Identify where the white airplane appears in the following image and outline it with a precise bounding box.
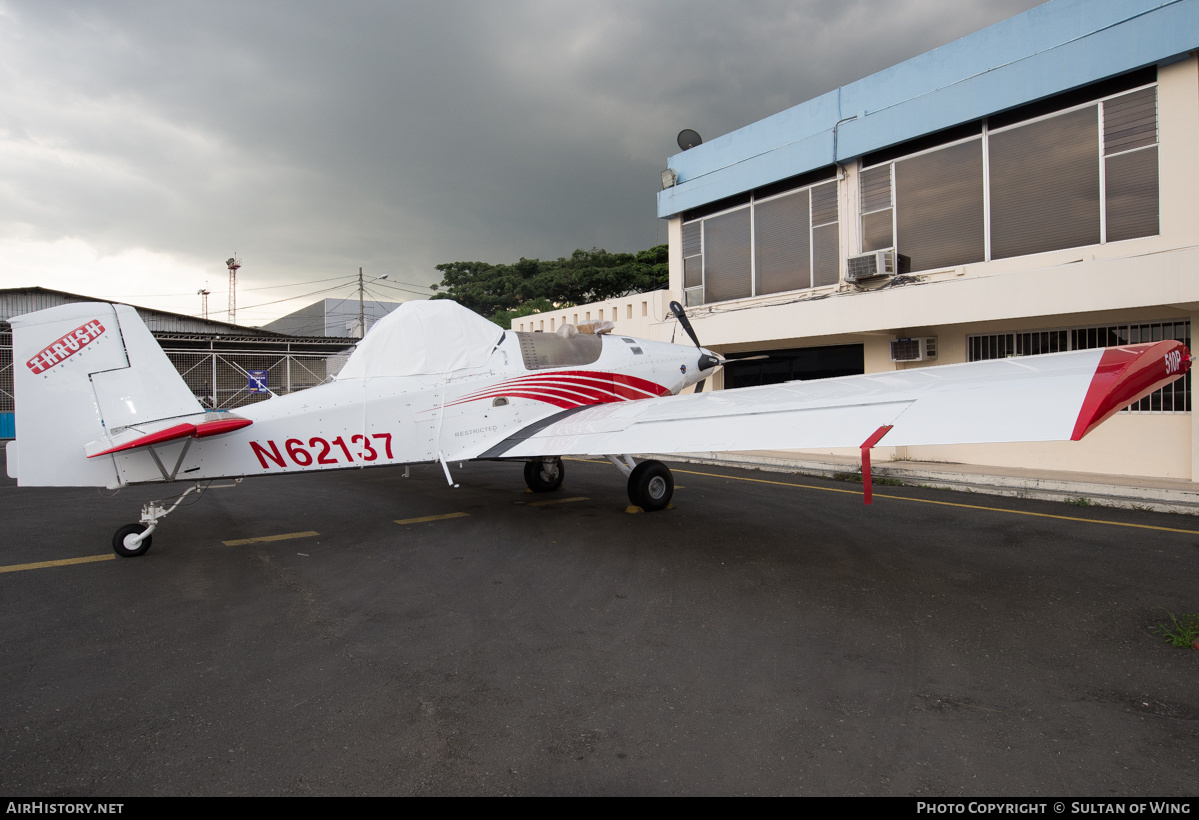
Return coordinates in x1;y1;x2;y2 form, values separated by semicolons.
5;298;1192;557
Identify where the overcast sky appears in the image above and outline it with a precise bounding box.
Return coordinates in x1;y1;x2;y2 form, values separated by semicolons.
0;0;1043;326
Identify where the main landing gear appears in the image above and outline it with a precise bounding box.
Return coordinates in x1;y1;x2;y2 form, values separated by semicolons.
625;460;674;511
524;455;675;511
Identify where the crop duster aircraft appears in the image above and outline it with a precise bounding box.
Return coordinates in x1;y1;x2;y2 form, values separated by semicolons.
5;298;1192;557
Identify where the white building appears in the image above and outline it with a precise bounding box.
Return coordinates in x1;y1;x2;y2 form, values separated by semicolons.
520;0;1199;481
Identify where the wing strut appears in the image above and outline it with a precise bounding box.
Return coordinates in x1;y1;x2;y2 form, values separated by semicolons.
860;425;894;505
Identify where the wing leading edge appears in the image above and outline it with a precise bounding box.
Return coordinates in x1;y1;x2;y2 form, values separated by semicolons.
478;341;1191;459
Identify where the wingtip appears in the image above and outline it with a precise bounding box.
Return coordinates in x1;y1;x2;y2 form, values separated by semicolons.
1070;341;1191;441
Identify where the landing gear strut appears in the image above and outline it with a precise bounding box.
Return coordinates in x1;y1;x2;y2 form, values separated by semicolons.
109;479;241;557
524;457;565;492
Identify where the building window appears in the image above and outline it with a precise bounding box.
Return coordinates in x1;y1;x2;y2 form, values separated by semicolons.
1104;86;1160;242
682;177;839;306
968;320;1189;412
860;81;1158;271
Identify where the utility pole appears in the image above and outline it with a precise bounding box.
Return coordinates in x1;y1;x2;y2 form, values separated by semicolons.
357;268;388;338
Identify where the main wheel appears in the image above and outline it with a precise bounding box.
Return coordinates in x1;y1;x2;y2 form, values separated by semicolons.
627;460;673;511
524;457;565;492
112;523;152;558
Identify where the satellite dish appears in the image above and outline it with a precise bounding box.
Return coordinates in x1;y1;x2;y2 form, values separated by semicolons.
677;129;702;151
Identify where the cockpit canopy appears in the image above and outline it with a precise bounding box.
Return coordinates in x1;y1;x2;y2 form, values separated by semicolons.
336;300;504;378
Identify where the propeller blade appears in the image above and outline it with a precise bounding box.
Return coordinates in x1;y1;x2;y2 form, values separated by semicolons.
722;354;769;363
694;378;706;393
669;301;702;349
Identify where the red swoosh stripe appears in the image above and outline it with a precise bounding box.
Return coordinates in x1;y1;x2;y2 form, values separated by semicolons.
444;370;670;410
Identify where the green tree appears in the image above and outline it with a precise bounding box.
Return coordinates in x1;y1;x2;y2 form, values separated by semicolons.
430;245;668;325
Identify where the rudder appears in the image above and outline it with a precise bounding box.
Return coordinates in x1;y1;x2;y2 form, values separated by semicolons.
8;302;203;487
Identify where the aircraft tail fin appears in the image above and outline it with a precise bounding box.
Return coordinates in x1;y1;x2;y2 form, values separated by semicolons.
7;302;204;487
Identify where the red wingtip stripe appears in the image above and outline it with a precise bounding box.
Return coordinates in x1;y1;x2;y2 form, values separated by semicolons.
1070;341;1191;441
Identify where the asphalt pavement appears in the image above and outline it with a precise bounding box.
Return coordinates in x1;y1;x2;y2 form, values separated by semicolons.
1;453;1196;796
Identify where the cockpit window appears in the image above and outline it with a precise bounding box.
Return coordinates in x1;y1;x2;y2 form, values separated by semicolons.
516;331;602;370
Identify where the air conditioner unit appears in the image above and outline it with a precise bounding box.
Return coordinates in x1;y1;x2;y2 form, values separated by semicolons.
890;337;938;363
846;249;911;283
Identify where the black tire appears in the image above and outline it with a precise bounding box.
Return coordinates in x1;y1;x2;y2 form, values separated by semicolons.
112;523;152;558
627;460;673;511
524;457;565;492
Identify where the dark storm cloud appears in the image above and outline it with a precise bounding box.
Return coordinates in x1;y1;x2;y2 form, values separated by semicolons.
0;0;1042;320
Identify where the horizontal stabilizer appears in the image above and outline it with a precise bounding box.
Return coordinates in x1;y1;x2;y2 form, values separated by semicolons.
86;413;254;458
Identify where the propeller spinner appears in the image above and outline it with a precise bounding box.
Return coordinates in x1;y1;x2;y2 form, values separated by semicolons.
669;301;769;392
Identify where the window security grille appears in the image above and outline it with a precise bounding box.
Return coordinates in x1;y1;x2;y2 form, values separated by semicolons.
967;321;1189;412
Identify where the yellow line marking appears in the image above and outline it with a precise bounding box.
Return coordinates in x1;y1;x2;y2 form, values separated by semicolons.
222;530;320;546
0;554;116;574
395;512;470;525
528;496;589;507
670;468;1199;536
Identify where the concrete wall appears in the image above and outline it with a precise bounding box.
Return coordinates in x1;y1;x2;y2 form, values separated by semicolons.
512;291;675;340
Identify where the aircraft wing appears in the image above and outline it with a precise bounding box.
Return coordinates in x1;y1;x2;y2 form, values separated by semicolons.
478;341;1190;458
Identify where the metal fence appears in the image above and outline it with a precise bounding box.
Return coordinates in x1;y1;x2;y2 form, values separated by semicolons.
163;348;350;410
0;330;11;433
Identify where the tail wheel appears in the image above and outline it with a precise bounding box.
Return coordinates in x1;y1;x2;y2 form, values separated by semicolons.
524;457;565;492
112;523;152;558
627;460;673;511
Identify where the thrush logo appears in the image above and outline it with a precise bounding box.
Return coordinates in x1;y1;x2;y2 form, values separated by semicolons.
26;321;106;374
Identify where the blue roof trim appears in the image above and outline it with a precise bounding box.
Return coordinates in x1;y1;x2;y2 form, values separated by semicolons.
658;0;1198;219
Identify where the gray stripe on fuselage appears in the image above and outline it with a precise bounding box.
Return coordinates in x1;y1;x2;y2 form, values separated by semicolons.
477;406;592;459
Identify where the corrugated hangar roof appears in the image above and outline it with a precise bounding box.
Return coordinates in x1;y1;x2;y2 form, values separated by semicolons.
0;287;355;352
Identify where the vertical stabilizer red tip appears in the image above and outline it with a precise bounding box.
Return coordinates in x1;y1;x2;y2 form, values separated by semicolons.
1071;341;1192;441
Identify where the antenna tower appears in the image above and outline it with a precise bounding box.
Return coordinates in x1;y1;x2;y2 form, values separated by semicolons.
225;256;241;324
197;288;211;320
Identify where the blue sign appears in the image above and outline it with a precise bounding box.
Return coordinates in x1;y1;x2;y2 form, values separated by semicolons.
248;370;269;394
